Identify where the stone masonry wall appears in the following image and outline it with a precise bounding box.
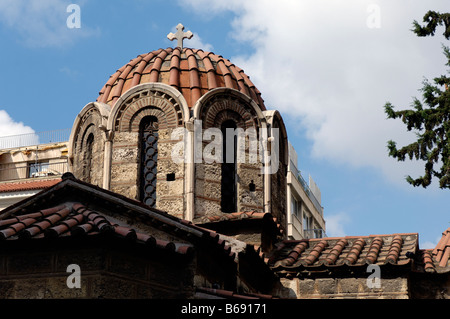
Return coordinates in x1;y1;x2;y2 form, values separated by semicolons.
274;276;410;299
110;128;185;219
0;244;195;299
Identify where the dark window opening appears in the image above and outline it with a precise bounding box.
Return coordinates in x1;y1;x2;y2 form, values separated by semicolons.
84;133;94;183
139;116;159;208
221;120;237;213
249;180;256;192
166;173;175;181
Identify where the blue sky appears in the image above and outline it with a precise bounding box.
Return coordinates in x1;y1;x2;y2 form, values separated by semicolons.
0;0;448;248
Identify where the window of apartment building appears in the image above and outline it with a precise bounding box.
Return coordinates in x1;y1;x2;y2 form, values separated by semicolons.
303;212;312;233
28;161;49;178
314;228;324;238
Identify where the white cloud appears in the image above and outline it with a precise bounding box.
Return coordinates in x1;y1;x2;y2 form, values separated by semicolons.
324;212;350;237
420;241;437;250
186;32;214;52
0;0;99;48
0;110;34;137
0;110;35;148
183;0;449;187
420;234;443;249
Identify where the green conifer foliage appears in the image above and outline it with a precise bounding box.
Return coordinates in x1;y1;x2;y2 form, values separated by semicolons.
384;11;450;189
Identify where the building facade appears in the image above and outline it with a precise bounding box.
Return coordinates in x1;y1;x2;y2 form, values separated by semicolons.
0;130;70;210
286;142;325;240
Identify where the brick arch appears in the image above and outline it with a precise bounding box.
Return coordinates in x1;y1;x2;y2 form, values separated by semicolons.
129;107;168;132
213;109;246;130
200;95;259;131
80;123;96;151
114;89;182;132
71;107;105;184
73;107;102;155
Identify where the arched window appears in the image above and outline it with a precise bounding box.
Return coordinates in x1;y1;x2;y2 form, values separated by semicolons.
83;133;94;183
139;116;159;207
221;120;237;213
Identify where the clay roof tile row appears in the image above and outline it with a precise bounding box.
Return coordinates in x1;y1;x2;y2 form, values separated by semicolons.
270;234;419;273
430;227;450;269
0;179;61;193
0;202;197;258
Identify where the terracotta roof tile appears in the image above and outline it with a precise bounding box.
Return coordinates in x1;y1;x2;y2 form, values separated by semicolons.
0;179;61;193
386;235;403;264
96;48;265;109
344;238;365;265
420;227;450;272
422;250;436;273
270;233;419;273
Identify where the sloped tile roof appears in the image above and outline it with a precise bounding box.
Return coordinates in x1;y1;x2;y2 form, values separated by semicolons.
433;227;450;268
0;175;236;261
0;178;61;193
269;234;419;274
96;47;265;109
417;227;450;273
0;202;195;256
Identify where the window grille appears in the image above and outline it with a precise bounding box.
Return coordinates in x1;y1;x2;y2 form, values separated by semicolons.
139;117;159;207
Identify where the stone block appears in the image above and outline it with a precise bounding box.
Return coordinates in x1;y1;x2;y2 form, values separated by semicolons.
90;275;137;299
298;278;316;296
108;253;147;280
45;276;88;299
338;278;361;294
7;253;53;275
0;281;15;298
13;278;47;298
56;249;105;272
316;278;337;295
114;132;138;144
112;147;138;163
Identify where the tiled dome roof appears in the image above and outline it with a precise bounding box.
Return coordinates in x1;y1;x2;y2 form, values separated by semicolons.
97;47;265;109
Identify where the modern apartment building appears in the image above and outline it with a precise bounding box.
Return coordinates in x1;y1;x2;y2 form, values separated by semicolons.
286;142;326;239
0;129;70;210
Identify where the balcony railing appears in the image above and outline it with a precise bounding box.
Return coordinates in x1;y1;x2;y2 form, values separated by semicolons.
0;129;71;150
289;160;323;215
303;228;327;239
0;161;68;182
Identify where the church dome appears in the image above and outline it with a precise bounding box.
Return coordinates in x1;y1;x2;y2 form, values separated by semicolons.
97;47;265;110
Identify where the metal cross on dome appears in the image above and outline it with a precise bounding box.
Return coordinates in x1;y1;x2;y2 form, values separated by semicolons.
167;23;193;49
